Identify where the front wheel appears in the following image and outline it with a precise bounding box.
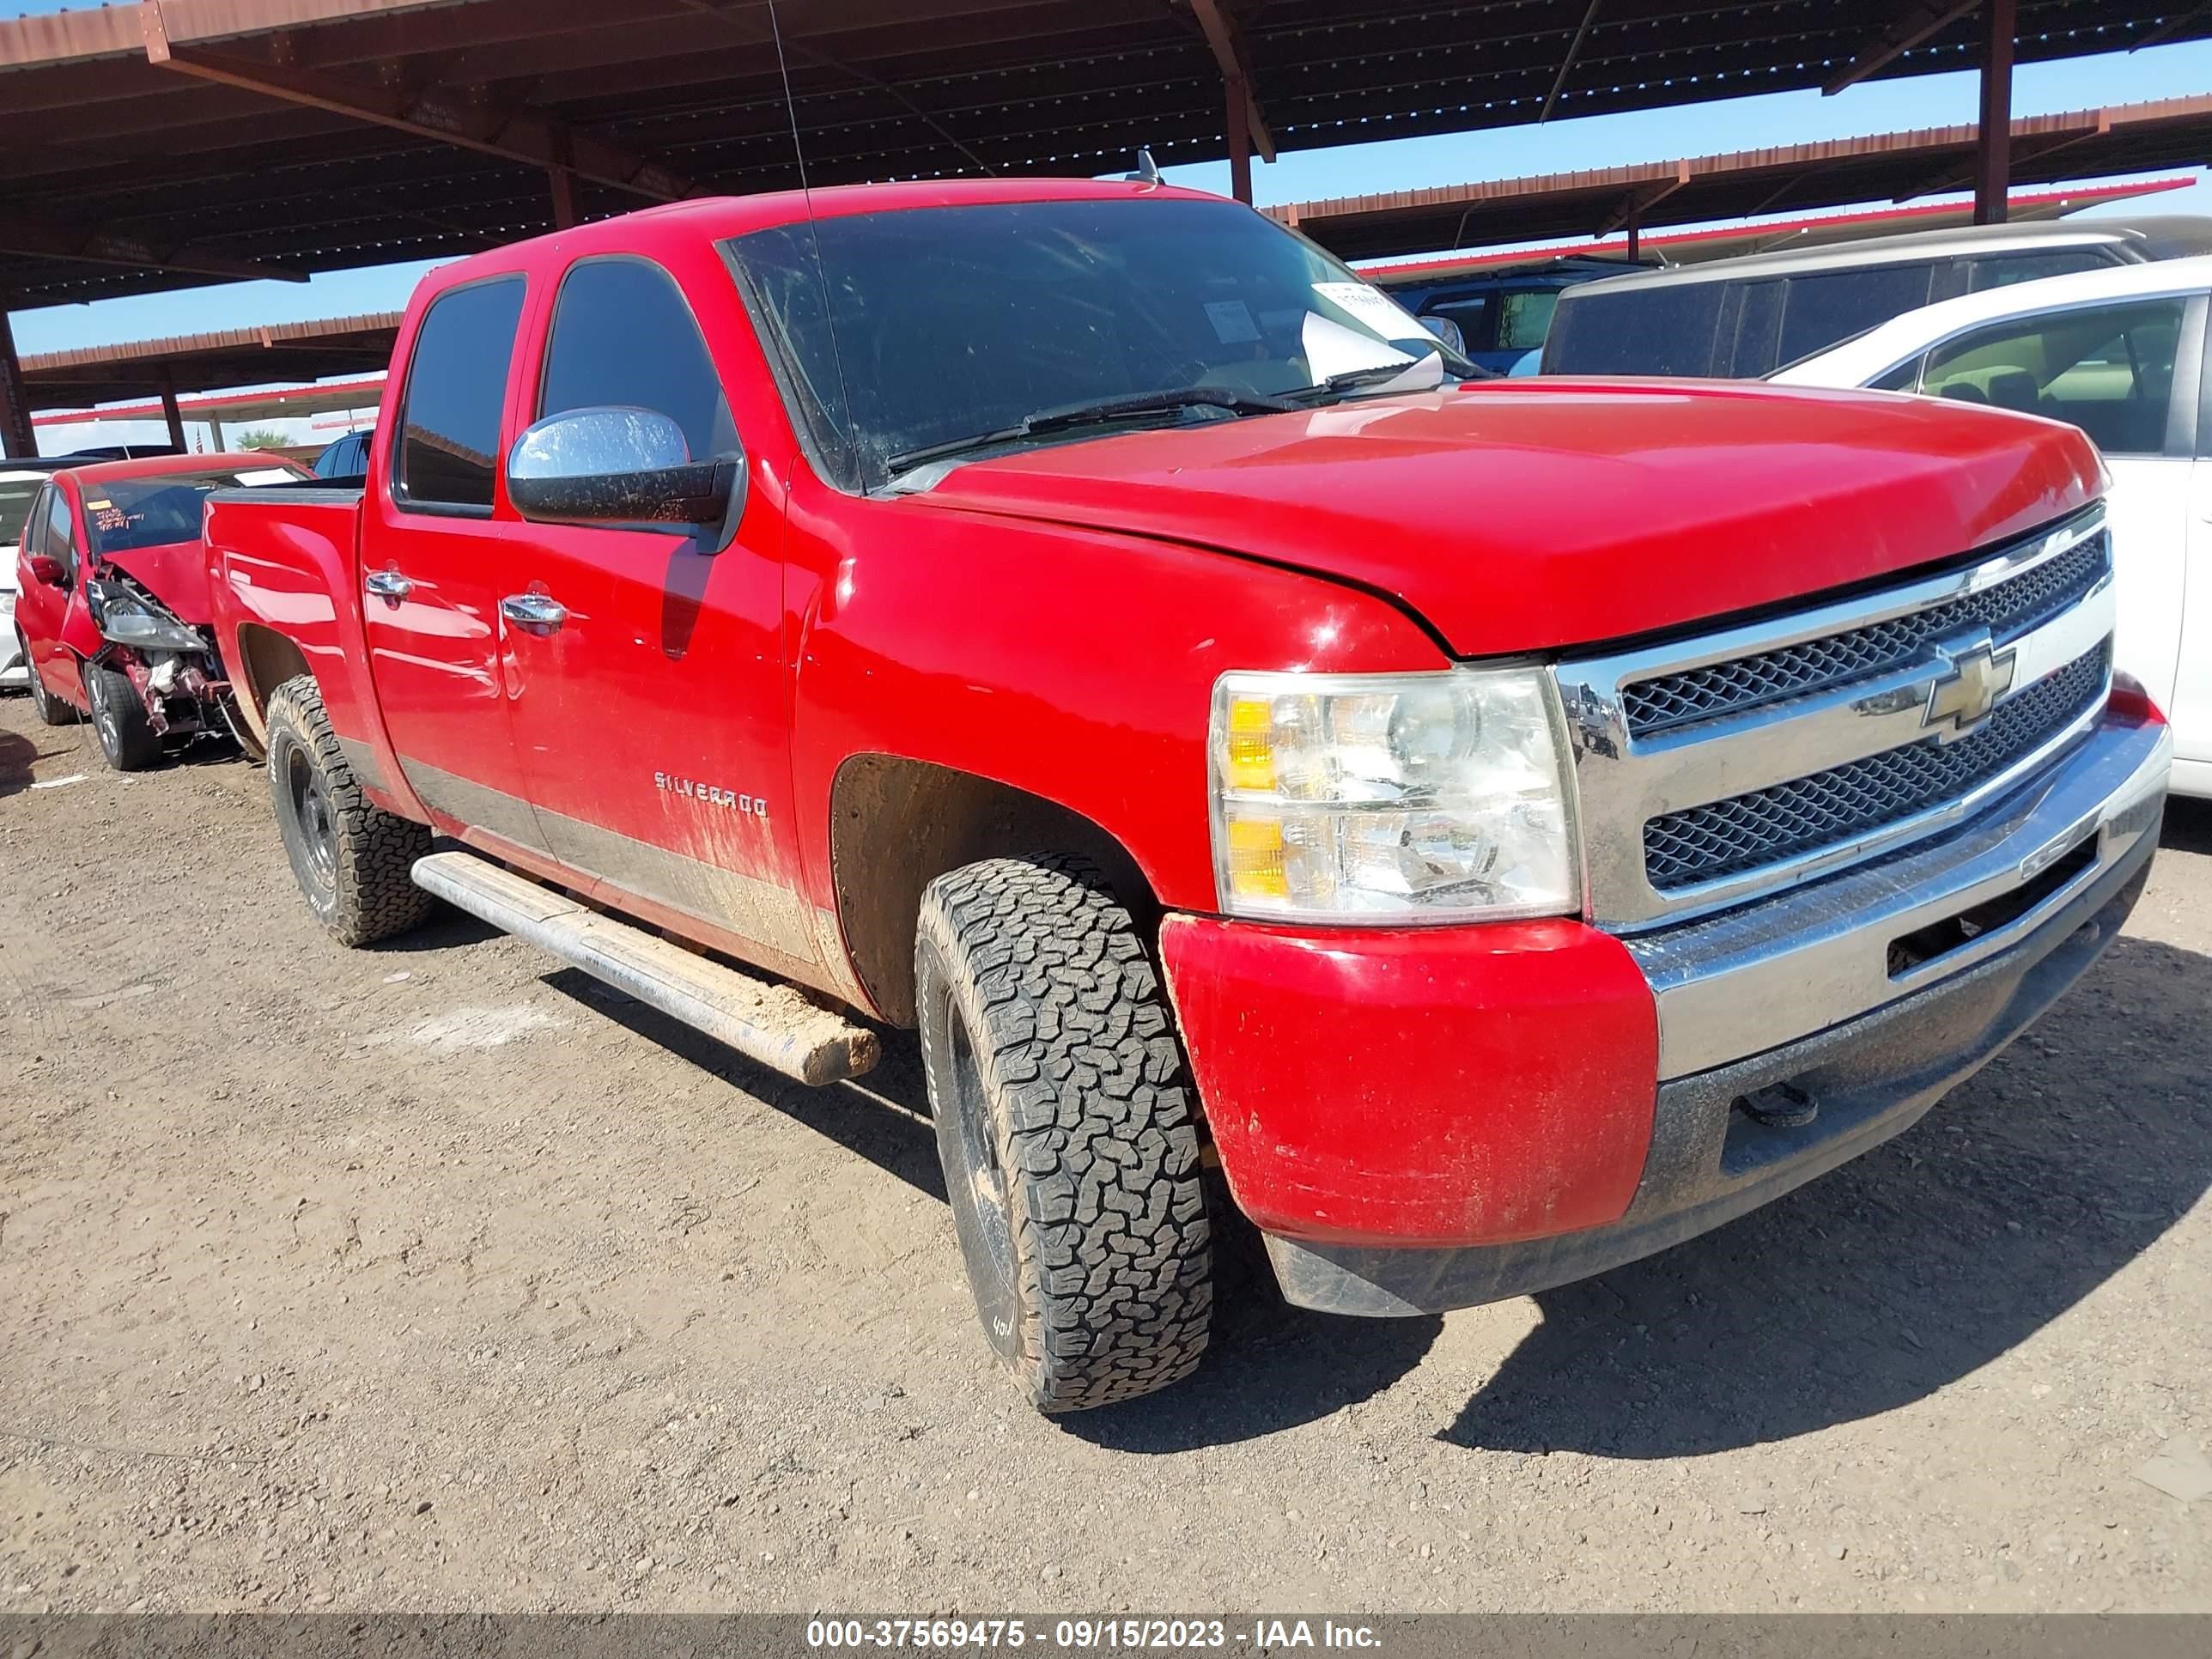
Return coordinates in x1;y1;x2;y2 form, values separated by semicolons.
916;854;1212;1412
264;675;434;946
82;659;161;770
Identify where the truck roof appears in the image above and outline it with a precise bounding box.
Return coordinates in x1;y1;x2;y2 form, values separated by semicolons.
423;176;1223;294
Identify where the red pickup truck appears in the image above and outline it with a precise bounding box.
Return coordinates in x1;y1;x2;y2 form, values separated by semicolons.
203;178;2172;1413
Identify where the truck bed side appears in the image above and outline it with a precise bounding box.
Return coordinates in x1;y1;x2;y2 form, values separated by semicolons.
204;483;422;820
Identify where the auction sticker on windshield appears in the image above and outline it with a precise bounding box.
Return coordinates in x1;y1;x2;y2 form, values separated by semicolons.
1312;279;1424;338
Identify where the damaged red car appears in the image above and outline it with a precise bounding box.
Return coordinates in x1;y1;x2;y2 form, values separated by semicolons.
12;453;307;769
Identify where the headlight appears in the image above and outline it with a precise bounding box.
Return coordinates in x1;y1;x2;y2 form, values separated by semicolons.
1208;667;1578;924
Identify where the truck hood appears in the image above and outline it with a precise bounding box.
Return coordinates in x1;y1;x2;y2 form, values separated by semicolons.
100;538;214;625
910;380;2104;657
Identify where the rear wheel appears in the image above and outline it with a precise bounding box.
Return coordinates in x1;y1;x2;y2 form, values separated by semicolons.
22;635;76;726
264;674;434;946
82;659;161;771
916;853;1212;1412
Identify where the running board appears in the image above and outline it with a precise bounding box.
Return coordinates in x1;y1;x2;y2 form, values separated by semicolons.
410;850;879;1085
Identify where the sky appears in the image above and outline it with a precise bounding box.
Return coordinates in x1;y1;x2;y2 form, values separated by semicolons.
7;0;2211;446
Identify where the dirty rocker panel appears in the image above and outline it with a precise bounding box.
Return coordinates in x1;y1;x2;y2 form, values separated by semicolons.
395;756;821;964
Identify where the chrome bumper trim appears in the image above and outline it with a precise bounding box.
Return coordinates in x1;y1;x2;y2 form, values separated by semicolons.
1626;714;2171;1079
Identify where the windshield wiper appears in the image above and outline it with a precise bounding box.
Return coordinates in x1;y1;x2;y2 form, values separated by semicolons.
886;386;1298;473
1288;357;1456;403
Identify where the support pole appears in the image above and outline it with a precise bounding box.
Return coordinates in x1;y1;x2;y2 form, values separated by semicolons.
549;167;579;230
0;306;34;459
158;363;186;452
1975;0;2016;225
1626;217;1640;261
1225;74;1252;204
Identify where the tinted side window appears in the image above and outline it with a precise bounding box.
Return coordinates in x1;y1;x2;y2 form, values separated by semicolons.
19;485;47;556
1869;356;1923;392
1777;264;1936;365
1966;250;2114;292
1543;283;1725;375
1420;295;1495;352
1496;289;1559;352
46;489;76;576
1921;298;2185;457
1724;280;1785;376
396;277;526;511
539;258;736;462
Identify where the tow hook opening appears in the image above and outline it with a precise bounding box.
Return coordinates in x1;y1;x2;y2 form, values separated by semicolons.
1886;836;2099;980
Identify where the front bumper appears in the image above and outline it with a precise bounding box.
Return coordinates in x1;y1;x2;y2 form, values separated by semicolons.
1159;708;2170;1316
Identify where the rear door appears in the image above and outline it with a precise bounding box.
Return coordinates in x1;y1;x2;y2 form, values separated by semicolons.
357;273;553;857
498;250;817;975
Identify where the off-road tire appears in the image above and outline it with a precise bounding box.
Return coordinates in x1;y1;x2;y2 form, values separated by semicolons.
916;853;1212;1412
264;674;433;946
22;633;76;726
82;659;161;770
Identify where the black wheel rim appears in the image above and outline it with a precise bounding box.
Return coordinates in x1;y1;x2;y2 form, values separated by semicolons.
285;744;337;890
940;989;1021;1353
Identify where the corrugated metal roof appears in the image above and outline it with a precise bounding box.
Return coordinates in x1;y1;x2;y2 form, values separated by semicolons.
1;0;2203;306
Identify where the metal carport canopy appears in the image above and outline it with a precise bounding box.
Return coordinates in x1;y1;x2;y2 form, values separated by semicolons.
0;0;2202;311
1268;95;2212;263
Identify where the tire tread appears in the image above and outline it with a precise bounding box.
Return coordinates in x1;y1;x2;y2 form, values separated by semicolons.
264;675;433;945
919;854;1211;1411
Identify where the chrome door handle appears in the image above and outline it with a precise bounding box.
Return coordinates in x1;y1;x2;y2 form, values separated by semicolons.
500;592;568;636
364;568;413;605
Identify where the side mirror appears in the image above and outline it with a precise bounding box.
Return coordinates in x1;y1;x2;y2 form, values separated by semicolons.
505;406;745;538
27;554;65;587
1420;316;1466;357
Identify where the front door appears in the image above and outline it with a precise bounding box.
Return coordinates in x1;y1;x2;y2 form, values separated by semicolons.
498;251;816;975
15;484;85;706
357;272;553;859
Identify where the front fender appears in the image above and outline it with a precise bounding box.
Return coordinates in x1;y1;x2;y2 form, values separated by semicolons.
783;479;1451;921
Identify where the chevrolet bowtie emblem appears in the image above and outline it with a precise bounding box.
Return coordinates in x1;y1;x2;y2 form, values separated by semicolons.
1923;634;2016;738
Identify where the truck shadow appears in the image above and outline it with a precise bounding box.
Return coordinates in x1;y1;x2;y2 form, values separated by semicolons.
1437;930;2212;1458
2160;792;2212;856
540;965;1441;1441
540;967;949;1203
536;873;2209;1457
0;728;36;797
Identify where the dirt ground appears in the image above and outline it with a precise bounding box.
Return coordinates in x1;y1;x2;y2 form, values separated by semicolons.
2;688;2208;1615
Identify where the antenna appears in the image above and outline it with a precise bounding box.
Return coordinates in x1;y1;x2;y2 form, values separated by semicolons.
768;0;860;471
1126;147;1162;185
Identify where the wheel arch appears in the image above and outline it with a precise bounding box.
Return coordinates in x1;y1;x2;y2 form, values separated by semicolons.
827;752;1158;1028
228;623;314;747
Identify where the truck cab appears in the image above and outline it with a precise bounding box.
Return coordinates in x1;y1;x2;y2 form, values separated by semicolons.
203;179;2170;1413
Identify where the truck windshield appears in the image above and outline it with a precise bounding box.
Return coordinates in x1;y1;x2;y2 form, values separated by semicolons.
726;197;1471;488
82;466;301;555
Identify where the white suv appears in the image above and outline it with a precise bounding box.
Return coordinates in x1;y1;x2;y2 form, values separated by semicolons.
1773;254;2212;798
0;465;52;690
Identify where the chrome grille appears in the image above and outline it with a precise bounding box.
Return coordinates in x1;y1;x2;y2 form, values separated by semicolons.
1643;642;2109;891
1621;531;2109;738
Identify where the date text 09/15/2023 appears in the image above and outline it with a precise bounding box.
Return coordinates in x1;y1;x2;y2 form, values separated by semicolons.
805;1620;1382;1650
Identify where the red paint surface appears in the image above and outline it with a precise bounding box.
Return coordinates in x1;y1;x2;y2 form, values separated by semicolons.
18;453;302;714
921;380;2102;656
193;178;2100;1243
1159;915;1660;1247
